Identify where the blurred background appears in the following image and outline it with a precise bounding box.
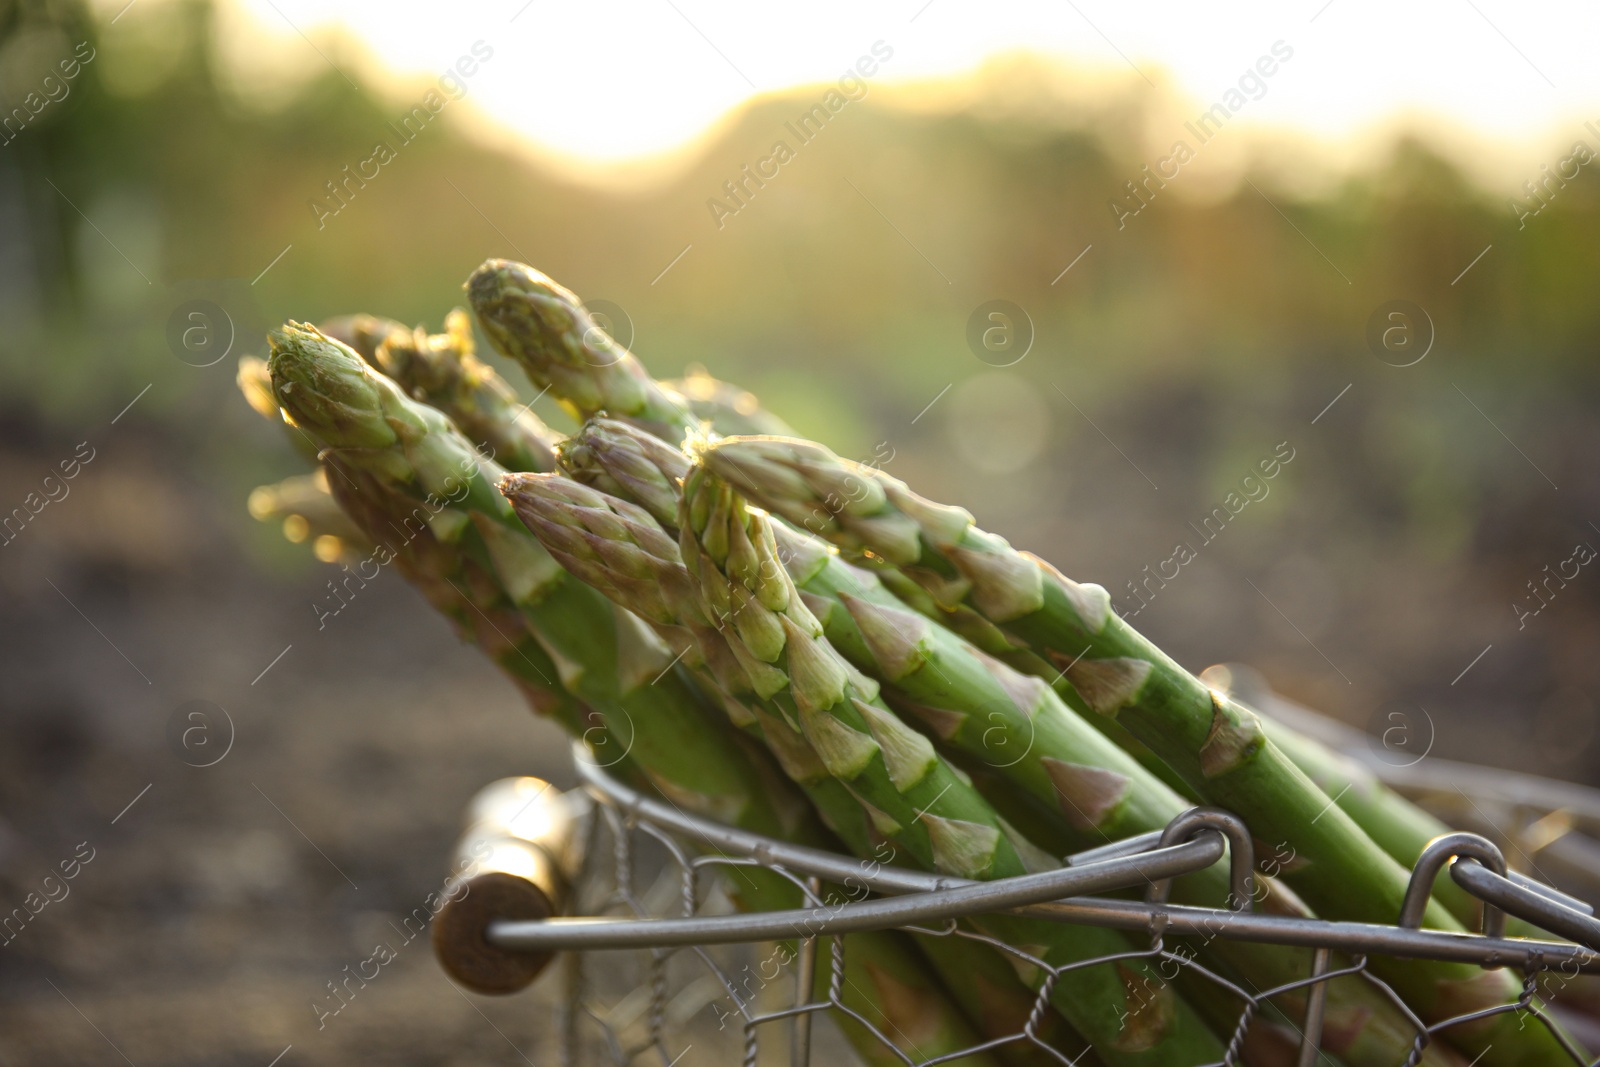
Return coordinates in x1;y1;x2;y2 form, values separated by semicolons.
3;0;1600;1062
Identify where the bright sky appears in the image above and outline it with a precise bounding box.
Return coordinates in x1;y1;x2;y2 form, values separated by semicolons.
178;0;1600;182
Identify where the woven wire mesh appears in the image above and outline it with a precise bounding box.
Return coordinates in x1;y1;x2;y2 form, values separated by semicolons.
533;780;1600;1067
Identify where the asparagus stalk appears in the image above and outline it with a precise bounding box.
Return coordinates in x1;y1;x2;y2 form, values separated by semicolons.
264;323;998;1067
239;355;322;464
460;256;1180;800
240;350;609;741
322;309;562;473
667;367;797;436
266;320;811;861
1260;711;1484;922
329;457;1006;1067
317;312;411;363
369;310;561;474
325;455;603;735
247;469;372;552
1214;666;1593;965
282;308;560;570
502;470;1225;1067
557;417;1471;1067
243;341;1001;1067
467;260;703;442
698;434;1570;1067
466;262;796;442
502;476;1095;1067
557;416;687;530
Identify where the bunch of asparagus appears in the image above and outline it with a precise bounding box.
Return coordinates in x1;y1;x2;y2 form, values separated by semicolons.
239;258;1582;1067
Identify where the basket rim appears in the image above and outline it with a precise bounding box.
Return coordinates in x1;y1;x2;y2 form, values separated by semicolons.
479;747;1600;973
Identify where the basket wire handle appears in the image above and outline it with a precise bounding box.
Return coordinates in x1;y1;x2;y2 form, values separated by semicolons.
1399;833;1507;939
1144;807;1256;911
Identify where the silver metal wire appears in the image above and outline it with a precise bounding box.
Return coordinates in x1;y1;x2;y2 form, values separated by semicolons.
485;750;1600;1067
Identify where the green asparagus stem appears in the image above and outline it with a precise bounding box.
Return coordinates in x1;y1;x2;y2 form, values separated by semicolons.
667;367;797;436
323;455;602;735
501;479;1094;1067
267;319;801;856
698;434;1571;1067
502;469;1226;1067
317;313;411;364
465;263;791;442
556;416;688;530
247;470;372;552
321;309;560;474
467;260;700;442
556;417;1470;1067
1211;665;1593;967
339;469;999;1067
560;418;1198;808
462;258;1159;795
264;323;997;1067
370;309;561;474
239;355;322;464
466;261;799;441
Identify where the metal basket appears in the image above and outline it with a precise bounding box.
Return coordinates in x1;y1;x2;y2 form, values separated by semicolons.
434;685;1600;1067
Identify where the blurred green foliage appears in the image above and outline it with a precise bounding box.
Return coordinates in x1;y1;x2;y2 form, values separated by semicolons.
7;0;1597;422
5;0;1600;750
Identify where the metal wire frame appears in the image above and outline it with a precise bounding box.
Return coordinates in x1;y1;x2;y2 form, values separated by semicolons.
1226;669;1600;904
496;751;1600;1067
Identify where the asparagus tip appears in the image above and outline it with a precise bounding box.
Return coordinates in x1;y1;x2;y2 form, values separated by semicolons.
266;321;396;450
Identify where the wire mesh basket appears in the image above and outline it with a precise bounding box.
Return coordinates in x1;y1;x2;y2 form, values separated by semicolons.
432;677;1600;1067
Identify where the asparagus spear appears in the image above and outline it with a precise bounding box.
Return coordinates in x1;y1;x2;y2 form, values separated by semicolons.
328;456;1010;1067
247;470;372;552
321;309;562;473
1259;709;1485;924
556;417;1472;1067
370;310;561;474
264;323;999;1067
252;335;1062;1062
266;320;816;862
275;308;560;572
1214;666;1596;971
242;350;614;742
461;256;1181;798
249;386;1050;1065
242;342;1001;1067
317;313;411;363
467;260;703;442
502;470;1225;1067
502;476;1096;1067
667;367;797;436
466;262;797;442
698;434;1571;1067
556;416;687;530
